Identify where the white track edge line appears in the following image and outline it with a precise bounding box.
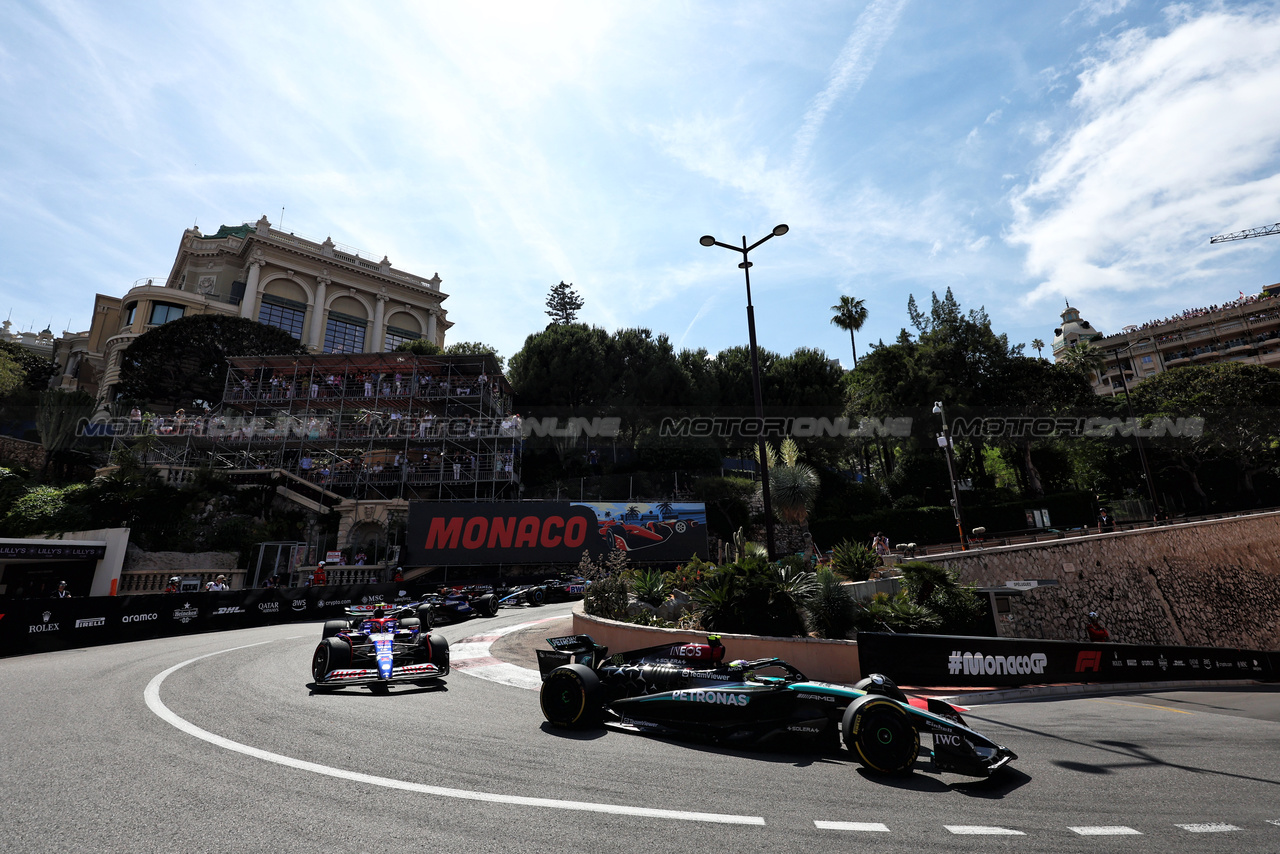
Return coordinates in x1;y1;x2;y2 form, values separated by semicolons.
144;641;764;826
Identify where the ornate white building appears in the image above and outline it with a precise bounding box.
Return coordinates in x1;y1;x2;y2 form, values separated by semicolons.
79;216;452;402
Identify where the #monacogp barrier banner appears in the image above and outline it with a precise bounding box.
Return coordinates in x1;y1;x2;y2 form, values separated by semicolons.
857;632;1278;687
0;583;434;658
405;500;709;566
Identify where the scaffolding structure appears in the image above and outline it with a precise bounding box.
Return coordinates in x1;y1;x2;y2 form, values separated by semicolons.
119;352;520;504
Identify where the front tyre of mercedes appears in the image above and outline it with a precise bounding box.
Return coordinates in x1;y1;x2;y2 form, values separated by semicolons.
540;664;603;728
842;695;919;775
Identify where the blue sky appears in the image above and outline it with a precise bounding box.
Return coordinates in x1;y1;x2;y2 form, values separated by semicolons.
3;0;1280;369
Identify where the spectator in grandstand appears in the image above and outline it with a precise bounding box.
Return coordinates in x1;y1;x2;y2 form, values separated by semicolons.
311;562;327;586
53;580;72;599
205;574;229;592
1086;611;1110;642
164;576;180;594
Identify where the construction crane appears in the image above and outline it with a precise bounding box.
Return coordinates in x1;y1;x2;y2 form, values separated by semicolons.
1209;222;1280;243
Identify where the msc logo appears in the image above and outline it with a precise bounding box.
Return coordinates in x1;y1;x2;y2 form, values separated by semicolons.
1075;651;1103;672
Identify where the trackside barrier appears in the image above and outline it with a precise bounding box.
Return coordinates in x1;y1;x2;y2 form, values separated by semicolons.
857;632;1279;688
0;583;436;658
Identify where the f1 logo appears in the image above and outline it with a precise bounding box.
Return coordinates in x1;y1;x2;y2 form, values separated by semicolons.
1075;650;1102;672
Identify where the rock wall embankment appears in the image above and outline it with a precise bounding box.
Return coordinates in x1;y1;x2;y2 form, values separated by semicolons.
930;514;1280;651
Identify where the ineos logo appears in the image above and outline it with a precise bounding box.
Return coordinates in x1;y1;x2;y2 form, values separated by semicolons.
122;613;159;623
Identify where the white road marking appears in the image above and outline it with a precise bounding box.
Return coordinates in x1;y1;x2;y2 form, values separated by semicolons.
814;821;890;832
945;825;1025;835
451;616;563;691
1070;826;1142;835
145;641;765;825
1177;823;1240;833
1268;819;1280;827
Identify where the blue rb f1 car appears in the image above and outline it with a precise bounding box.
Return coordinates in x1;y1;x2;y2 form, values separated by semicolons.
311;602;449;693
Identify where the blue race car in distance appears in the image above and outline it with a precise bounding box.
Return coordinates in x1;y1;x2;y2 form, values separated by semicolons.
312;603;449;693
537;634;1017;777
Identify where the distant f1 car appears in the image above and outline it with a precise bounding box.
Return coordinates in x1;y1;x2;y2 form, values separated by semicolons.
420;586;501;622
497;576;588;608
537;635;1016;777
311;602;449;693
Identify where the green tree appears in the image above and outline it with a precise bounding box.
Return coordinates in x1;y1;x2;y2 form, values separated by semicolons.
830;295;869;368
443;340;505;372
1130;362;1280;508
116;314;307;408
394;338;442;356
545;280;585;325
35;389;97;480
1060;341;1104;383
508;323;613;409
0;351;24;397
0;340;58;391
758;438;820;525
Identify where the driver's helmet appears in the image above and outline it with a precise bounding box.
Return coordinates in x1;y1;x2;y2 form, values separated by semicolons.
169;576;180;583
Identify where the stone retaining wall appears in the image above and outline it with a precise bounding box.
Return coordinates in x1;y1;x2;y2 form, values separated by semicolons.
122;544;239;574
929;513;1280;651
0;436;45;469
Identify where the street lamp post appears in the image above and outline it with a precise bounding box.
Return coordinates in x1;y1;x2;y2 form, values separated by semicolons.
932;401;967;550
699;224;789;561
1108;340;1160;516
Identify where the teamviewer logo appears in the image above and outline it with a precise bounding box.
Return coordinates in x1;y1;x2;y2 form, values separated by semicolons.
948;651;963;675
1075;651;1102;672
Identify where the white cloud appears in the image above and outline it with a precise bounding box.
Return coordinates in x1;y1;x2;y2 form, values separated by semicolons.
1008;7;1280;322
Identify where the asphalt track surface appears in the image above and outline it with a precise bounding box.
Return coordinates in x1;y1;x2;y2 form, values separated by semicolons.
3;601;1279;853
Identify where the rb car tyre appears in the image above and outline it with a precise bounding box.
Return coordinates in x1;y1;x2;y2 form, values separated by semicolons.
312;637;353;684
842;694;919;775
321;619;348;639
420;633;450;674
540;663;603;728
399;617;421;631
416;605;435;628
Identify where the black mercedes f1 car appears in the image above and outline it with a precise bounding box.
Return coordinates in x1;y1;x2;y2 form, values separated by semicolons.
311;602;449;693
537;635;1016;777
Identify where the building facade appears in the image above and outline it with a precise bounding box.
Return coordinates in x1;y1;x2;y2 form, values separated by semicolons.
1053;288;1280;395
82;216;452;403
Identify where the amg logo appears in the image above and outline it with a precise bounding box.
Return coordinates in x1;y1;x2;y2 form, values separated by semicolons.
1075;651;1103;672
797;693;836;702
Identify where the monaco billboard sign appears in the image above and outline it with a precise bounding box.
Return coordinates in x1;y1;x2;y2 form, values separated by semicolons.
406;501;708;565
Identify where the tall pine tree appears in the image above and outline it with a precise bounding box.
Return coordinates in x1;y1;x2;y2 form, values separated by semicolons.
545;281;584;325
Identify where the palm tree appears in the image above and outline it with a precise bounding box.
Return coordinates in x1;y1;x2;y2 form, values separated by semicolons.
830;295;869;368
757;438;820;526
1031;338;1045;359
1061;341;1104;384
